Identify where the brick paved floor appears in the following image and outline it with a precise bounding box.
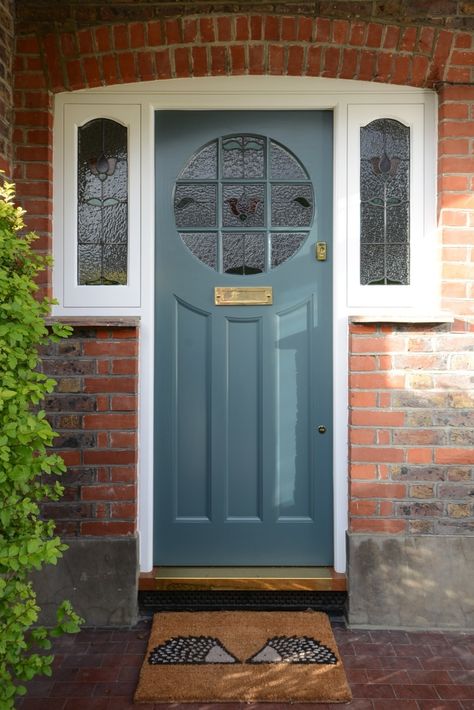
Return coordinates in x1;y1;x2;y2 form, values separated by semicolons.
18;617;474;710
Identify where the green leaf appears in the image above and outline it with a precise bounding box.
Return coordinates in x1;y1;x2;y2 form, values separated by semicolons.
222;139;241;150
176;197;195;210
293;196;311;208
243;140;263;151
0;177;82;700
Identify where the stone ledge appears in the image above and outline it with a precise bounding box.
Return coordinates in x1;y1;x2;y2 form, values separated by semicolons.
350;311;454;324
45;316;141;327
31;536;139;627
347;533;474;630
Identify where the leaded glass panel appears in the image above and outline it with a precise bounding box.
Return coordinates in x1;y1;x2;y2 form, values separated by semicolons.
77;118;128;285
78;244;102;285
180;233;217;270
174;184;217;228
174;133;315;274
222;184;265;227
360;118;410;285
360;244;384;285
386;244;409;284
270;141;308;180
179;141;218;180
223;233;266;275
222;136;265;178
271;184;314;227
271;233;306;268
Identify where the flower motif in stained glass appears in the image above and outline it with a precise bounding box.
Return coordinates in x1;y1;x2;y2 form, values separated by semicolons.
370;153;400;177
360;118;410;285
89;154;117;181
222;184;265;227
225;195;262;222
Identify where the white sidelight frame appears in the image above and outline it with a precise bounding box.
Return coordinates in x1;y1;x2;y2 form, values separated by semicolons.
61;104;142;307
347;102;437;307
53;76;438;573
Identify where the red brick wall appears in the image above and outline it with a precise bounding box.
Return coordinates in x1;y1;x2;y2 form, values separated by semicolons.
439;85;474;318
14;1;474;34
10;9;474;542
349;322;474;535
0;0;13;174
40;322;139;536
13;16;474;97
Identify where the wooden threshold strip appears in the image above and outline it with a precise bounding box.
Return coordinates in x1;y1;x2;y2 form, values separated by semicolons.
139;567;346;592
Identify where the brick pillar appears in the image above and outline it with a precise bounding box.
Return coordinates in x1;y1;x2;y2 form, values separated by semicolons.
438;84;474;318
349;322;474;537
33;318;139;627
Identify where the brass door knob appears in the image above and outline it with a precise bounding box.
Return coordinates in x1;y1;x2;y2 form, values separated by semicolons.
318;425;327;434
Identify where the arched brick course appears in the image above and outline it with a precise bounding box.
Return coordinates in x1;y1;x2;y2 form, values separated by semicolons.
16;16;472;93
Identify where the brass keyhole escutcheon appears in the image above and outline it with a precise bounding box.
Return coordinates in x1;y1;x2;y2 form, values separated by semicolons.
318;425;327;434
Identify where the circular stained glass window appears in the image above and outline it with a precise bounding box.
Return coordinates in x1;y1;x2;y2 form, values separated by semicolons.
174;134;314;275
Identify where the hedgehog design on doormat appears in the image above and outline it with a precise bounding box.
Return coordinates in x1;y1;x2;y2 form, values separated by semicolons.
148;634;337;666
247;636;338;665
148;636;239;665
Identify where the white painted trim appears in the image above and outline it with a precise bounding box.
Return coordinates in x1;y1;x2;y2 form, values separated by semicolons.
71;75;434;96
52;76;438;574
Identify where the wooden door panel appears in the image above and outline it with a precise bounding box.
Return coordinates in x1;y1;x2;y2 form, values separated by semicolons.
155;110;333;565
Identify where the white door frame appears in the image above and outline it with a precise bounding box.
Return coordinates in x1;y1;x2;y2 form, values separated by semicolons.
52;76;437;573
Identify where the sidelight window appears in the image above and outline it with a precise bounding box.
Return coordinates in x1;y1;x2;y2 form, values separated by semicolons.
347;102;433;309
60;104;140;308
360;118;410;286
77;118;129;286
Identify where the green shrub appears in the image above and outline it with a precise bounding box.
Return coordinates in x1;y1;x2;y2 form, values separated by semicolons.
0;178;83;710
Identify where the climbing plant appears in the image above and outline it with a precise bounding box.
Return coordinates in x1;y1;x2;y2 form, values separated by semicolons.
0;178;82;710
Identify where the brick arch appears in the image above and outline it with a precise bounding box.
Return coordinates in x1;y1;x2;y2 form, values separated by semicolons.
17;14;470;93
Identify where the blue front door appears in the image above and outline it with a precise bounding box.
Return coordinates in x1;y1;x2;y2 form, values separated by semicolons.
154;111;333;565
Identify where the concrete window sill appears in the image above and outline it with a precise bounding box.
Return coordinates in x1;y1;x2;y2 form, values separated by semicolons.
45;316;141;327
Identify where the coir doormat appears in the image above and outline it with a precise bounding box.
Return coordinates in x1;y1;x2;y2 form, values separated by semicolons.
134;611;352;703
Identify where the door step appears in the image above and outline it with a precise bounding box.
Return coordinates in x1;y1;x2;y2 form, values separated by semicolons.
138;589;347;613
139;567;346;592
